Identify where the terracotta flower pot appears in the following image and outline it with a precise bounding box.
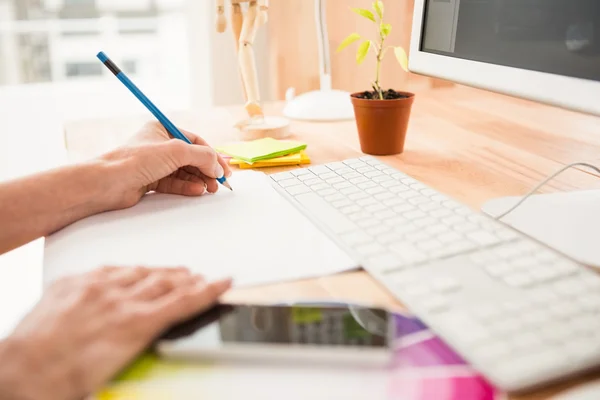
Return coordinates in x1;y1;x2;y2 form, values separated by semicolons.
350;91;415;156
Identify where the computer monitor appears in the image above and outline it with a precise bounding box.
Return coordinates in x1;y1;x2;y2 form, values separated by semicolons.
409;0;600;117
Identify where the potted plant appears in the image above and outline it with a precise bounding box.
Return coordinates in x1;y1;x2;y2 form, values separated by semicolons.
337;1;414;156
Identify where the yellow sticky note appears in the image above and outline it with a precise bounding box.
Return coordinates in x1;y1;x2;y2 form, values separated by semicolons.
230;151;310;169
216;137;307;163
292;307;323;324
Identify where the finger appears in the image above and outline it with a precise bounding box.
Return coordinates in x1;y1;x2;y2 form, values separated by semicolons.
182;129;232;178
154;177;207;196
151;277;233;326
180;166;218;194
103;266;151;287
127;268;195;301
175;169;205;183
166;141;224;180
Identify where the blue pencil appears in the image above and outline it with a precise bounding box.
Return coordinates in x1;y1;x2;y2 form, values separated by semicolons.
96;51;232;191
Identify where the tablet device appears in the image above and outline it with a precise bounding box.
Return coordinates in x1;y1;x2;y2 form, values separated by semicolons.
156;303;395;367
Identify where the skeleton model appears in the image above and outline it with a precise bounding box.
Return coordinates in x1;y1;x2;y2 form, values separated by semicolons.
216;0;289;139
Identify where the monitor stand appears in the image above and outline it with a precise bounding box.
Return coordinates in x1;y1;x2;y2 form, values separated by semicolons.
481;190;600;268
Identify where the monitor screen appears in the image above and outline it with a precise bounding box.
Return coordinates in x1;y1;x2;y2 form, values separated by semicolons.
421;0;600;83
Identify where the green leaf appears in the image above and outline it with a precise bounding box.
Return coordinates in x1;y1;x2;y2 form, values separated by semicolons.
356;40;371;64
336;33;361;52
381;23;392;37
394;46;409;71
373;1;384;19
351;8;375;22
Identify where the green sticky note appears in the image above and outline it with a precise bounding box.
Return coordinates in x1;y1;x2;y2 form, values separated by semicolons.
216;137;307;163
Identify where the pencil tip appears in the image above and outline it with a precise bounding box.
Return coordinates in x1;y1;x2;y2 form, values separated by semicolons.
223;181;233;191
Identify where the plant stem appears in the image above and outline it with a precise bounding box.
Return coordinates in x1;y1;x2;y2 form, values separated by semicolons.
375;38;384;100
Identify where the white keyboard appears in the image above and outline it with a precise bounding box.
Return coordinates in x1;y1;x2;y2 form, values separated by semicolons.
270;156;600;392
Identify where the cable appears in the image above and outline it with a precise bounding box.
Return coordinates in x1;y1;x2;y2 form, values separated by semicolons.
494;162;600;220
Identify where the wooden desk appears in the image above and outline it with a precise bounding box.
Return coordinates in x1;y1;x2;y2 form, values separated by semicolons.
65;84;600;399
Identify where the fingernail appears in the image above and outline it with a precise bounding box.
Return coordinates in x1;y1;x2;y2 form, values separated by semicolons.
214;163;225;178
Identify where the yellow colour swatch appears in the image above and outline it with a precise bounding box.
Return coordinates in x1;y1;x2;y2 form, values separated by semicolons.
216;137;307;163
230;151;310;169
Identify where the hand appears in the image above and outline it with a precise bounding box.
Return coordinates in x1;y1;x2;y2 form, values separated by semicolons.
101;121;232;210
0;266;231;400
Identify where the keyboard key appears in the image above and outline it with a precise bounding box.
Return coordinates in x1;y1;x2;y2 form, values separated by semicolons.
421;295;450;313
377;232;402;245
344;172;362;180
357;197;377;207
364;170;384;179
390;185;410;193
381;180;401;188
291;168;311;176
343;158;363;166
340;205;361;215
309;165;332;175
356;166;376;174
385;216;409;227
305;178;322;186
366;225;391;236
298;173;316;181
466;230;499;246
366;253;402;271
311;183;329;191
413;217;437;228
426;224;450;236
393;204;415;214
286;185;312;196
320;172;338;180
332;168;352;177
332;199;352;208
394;223;419;236
389;243;427;265
349;176;369;185
317;188;336;197
405;210;427;220
324;193;345;202
435;312;490;345
348;212;371;222
272;171;297;182
356;219;379;228
333;182;353;190
503;273;533;288
355;242;386;257
325;162;346;170
429;208;453;219
340;186;360;195
365;186;386;195
378;210;396;219
358;181;378;190
437;231;462;244
382;197;404;207
432;277;461;293
327;177;346;185
417;239;443;252
279;178;302;188
373;175;393;183
373;192;393;201
348;191;369;201
365;203;386;213
340;231;372;246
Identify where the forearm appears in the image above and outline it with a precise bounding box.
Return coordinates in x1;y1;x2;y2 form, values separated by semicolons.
0;160;113;255
0;336;76;400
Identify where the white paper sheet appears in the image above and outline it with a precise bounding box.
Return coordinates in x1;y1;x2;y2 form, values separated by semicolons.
43;171;358;286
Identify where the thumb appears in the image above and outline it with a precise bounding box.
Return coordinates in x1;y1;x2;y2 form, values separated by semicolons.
169;141;224;179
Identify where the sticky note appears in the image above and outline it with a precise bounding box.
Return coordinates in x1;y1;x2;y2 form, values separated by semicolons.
216;137;307;164
230;151;310;169
292;307;323;324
